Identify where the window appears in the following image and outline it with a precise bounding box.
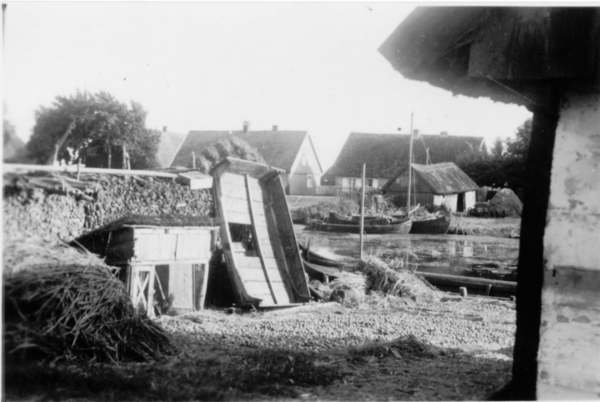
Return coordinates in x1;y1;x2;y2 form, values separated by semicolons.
366;178;374;187
307;175;313;188
349;178;357;188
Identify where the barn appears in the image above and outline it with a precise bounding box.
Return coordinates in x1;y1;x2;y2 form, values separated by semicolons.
381;162;479;213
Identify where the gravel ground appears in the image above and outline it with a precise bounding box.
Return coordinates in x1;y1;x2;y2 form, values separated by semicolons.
156;296;516;353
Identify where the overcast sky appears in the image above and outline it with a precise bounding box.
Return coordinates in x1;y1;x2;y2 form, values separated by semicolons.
3;2;531;169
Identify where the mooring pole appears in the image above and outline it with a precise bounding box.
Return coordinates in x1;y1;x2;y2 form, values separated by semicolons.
407;112;414;214
360;163;366;261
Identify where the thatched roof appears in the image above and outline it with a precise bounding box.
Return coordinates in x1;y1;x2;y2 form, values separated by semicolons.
378;7;600;107
382;162;479;195
326;133;484;179
155;131;187;168
171;130;319;172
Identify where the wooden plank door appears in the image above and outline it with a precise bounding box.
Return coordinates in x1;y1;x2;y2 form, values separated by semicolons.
129;265;156;317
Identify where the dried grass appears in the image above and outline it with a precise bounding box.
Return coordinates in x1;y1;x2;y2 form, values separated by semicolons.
345;255;439;302
3;238;175;363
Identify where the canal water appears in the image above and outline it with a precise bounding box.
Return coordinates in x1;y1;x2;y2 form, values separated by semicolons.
294;225;519;282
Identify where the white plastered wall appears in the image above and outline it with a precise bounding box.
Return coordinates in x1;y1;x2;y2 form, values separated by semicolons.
537;86;600;399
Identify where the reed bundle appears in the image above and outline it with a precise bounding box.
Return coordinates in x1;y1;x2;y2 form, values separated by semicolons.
346;255;439;301
4;239;175;363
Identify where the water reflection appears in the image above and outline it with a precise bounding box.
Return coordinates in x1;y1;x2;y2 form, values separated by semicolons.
295;225;519;281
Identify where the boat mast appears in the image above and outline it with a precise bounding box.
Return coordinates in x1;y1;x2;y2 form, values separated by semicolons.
407;112;414;214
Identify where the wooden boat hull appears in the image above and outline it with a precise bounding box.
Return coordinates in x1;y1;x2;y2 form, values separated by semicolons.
310;218;412;234
212;158;311;307
409;215;451;235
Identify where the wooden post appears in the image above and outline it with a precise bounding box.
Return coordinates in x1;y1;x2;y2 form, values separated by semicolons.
198;261;210;310
359;163;366;261
76;160;81;180
407;112;414;214
192;152;196;169
122;143;128;170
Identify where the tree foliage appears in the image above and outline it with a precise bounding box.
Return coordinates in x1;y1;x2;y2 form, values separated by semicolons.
3;118;27;162
457;118;532;191
505;118;532;158
26;91;159;169
491;136;504;158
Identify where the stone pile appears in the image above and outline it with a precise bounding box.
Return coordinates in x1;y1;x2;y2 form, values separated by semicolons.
158;298;516;353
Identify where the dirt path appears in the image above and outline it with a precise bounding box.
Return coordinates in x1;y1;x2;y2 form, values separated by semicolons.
5;298;514;401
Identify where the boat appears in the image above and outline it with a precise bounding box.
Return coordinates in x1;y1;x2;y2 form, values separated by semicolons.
330;212;405;226
298;243;348;268
298;246;516;297
409;214;451;235
309;216;412;234
212;157;311;308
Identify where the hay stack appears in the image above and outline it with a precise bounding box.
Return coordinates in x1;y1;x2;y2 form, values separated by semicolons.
345;256;439;303
3;239;175;363
489;188;523;217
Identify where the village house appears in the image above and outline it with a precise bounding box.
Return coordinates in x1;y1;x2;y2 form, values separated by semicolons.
154;127;187;168
170;122;324;196
379;6;600;399
381;162;479;212
323;131;484;192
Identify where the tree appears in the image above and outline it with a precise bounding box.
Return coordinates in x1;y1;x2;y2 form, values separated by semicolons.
506;118;532;158
491;136;504;158
26;91;159;169
3;118;27;162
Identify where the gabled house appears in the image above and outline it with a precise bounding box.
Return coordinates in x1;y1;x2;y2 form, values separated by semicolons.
324;132;484;192
381;162;479;212
155;128;187;168
170;123;324;195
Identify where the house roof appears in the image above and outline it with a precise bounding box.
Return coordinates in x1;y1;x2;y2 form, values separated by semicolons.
155;131;187;168
171;130;313;172
325;132;484;179
381;162;479;195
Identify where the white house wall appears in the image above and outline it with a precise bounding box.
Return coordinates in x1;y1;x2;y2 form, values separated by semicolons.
433;194;458;212
465;191;476;211
537;86;600;398
288;135;323;195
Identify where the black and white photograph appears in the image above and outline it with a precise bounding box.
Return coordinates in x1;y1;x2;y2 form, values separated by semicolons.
2;2;599;400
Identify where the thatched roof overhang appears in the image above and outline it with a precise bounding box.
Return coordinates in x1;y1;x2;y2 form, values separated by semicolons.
381;162;479;195
378;7;600;108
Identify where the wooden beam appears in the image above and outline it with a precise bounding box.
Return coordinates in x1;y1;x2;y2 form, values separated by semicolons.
4;163;178;178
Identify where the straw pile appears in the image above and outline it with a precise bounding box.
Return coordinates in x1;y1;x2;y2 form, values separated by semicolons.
3;238;175;363
295;197;358;223
342;256;439;304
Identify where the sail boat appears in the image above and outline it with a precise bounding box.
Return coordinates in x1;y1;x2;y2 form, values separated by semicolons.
404;113;452;235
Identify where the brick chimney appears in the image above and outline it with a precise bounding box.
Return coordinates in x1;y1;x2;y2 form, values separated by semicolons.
243;121;250;134
163;126;167;133
272;125;278;131
440;131;448;135
413;129;419;136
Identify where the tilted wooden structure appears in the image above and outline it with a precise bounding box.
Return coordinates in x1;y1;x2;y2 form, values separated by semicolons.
211;158;311;307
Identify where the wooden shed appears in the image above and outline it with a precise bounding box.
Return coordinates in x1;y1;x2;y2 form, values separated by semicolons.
76;222;218;317
211;157;311;307
382;162;479;212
